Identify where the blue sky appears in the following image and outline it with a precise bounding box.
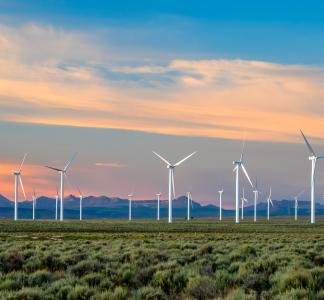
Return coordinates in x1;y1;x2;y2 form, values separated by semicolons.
2;0;324;64
1;0;324;206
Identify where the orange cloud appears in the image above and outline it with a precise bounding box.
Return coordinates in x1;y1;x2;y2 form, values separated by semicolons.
1;24;324;145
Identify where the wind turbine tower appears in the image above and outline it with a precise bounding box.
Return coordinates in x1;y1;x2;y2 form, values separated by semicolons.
241;188;248;220
128;193;133;221
45;153;77;221
218;188;223;221
156;192;162;221
153;151;196;223
233;142;253;223
253;179;259;222
13;153;28;221
300;130;324;224
186;191;192;220
267;188;273;221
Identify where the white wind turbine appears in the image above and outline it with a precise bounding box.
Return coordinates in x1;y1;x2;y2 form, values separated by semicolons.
241;188;248;220
233;142;253;223
32;189;38;221
76;186;83;221
45;153;77;221
293;190;304;221
218;188;223;221
253;179;259;222
300;130;324;224
128;192;133;221
156;192;162;221
186;191;193;220
267;187;273;221
13;153;28;221
153;151;196;223
53;187;59;221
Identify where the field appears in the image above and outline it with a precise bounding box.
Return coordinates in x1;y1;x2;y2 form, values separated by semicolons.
0;218;323;300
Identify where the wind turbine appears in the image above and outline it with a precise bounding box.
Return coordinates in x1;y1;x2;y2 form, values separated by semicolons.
293;190;305;221
233;142;253;223
32;190;38;221
128;192;133;221
300;130;324;224
253;179;259;222
54;187;59;221
76;186;83;221
267;187;273;221
218;188;223;221
45;153;77;221
153;151;196;223
241;188;248;220
13;153;27;221
186;191;193;220
156;192;162;221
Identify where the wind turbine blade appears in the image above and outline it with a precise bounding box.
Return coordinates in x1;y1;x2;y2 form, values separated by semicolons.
295;189;305;199
174;151;196;166
18;153;27;172
64;152;77;172
300;130;316;156
45;166;62;172
152;151;171;165
255;178;258;191
241;164;253;188
19;176;27;200
64;173;78;196
240;139;246;161
270;199;273;206
233;165;238;172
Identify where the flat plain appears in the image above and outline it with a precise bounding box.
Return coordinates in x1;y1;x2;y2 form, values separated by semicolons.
0;218;323;299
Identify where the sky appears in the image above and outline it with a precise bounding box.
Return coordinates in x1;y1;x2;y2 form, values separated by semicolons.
1;0;324;207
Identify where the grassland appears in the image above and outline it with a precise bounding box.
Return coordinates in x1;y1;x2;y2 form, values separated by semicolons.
0;218;323;299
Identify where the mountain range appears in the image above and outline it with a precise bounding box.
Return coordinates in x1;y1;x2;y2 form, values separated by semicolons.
0;194;323;220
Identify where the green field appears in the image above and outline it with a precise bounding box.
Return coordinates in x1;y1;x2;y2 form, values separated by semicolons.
0;218;323;299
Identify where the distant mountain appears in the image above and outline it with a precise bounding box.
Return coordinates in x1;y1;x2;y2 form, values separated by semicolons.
0;194;323;220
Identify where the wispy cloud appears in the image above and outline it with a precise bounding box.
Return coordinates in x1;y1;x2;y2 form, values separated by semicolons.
95;162;128;168
1;23;324;143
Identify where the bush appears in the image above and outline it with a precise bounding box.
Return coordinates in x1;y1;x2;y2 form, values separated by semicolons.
187;276;218;300
81;273;103;287
134;286;166;300
69;260;102;277
67;285;94;300
15;287;44;300
29;270;54;287
280;270;314;292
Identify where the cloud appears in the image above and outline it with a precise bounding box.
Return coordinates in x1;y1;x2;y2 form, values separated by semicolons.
1;23;324;144
95;162;128;168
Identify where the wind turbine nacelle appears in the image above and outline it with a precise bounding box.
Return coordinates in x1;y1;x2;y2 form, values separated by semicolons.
13;171;20;176
309;156;316;161
233;160;241;165
167;165;175;169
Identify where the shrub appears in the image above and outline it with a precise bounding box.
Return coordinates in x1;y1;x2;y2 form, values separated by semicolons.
280;270;314;292
67;285;94;300
187;276;218;300
214;270;234;294
225;288;246;300
69;260;102;277
82;273;103;287
151;270;172;293
29;270;54;287
15;287;44;300
134;286;167;300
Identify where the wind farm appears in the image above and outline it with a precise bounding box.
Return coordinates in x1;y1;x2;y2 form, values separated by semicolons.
0;1;324;299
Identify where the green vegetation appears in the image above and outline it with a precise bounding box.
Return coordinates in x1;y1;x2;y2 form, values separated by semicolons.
0;218;323;299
